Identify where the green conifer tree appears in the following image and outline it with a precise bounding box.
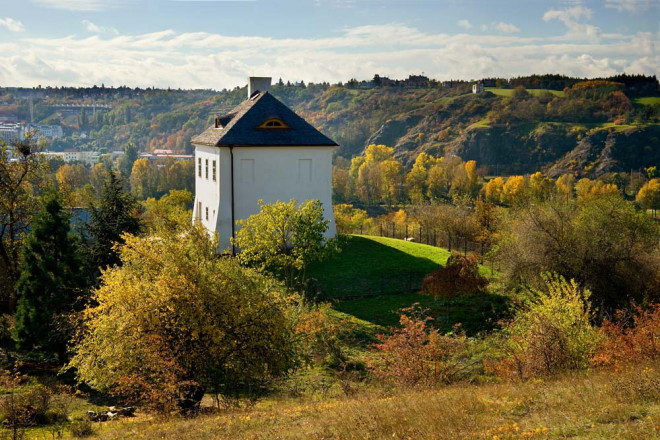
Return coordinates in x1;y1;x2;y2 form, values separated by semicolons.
14;192;85;358
87;172;141;277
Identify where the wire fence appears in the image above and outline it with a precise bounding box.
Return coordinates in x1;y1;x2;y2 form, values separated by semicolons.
341;222;493;260
319;223;501;300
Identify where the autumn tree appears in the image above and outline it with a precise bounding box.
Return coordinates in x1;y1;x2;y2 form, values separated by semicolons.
555;173;575;200
141;189;193;233
68;227;299;411
575;178;619;204
529;172;555;202
129;158;158;200
406;153;437;203
352;144;402;205
501;175;526;206
484;177;504;204
498;194;660;308
636;178;660;217
13;192;86;359
234;199;337;289
0;137;49;312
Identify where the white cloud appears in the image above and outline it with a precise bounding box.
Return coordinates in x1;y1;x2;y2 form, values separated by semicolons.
32;0;128;11
0;24;656;89
82;20;119;35
458;20;472;30
496;22;520;34
605;0;648;13
0;18;24;32
543;6;601;42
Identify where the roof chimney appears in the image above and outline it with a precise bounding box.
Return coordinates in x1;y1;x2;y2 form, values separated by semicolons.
247;77;271;99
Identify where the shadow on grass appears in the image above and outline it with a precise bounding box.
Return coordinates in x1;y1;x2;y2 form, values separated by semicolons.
308;235;448;299
334;292;511;336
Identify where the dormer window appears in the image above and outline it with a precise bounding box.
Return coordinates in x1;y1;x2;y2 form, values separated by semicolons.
257;118;290;129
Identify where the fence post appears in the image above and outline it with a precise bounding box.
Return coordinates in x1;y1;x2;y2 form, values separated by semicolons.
380;223;383;237
405;224;408;240
392;222;395;238
360;224;363;235
419;226;422;243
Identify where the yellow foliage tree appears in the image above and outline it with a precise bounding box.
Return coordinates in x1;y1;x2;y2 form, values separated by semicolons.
529;172;555;201
636;178;660;217
484;177;504;204
576;178;619;203
555;173;575;200
68;227;299;411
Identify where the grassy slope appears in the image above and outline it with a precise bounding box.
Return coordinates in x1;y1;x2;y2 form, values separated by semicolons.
485;87;566;97
635;96;660;105
308;235;452;297
308;235;506;332
91;364;660;440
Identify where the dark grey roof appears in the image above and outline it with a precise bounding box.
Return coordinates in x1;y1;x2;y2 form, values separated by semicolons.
192;91;338;147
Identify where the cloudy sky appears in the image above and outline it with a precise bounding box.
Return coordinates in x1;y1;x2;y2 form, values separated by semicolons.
0;0;657;89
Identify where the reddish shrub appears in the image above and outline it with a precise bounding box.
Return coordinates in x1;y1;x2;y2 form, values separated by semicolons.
593;303;660;367
421;253;488;300
368;304;467;387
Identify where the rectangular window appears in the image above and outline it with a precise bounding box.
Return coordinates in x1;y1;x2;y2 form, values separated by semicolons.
205;159;209;179
212;160;217;181
197;158;201;177
205;206;209;220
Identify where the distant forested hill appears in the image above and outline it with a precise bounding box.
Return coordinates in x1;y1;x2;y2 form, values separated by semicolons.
1;73;658;176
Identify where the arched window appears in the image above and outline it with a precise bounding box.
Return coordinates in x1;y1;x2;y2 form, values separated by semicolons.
257;118;290;129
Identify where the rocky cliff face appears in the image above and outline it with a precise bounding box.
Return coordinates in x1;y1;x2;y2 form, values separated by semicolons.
361;112;660;177
547;126;660;178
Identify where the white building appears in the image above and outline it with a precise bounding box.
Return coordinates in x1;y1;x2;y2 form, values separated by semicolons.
472;82;485;94
191;77;337;253
23;124;63;139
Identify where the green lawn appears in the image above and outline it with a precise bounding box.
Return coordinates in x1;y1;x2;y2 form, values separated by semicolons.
308;235;507;333
485;87;565;97
308;235;452;299
634;96;660;106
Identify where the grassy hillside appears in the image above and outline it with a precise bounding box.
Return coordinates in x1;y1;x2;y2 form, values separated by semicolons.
89;363;660;440
485;87;565;97
308;235;507;332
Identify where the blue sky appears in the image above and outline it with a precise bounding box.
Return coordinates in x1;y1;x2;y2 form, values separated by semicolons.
0;0;657;89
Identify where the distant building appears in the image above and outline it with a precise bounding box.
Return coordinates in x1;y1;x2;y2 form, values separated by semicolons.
0;122;21;144
191;76;337;253
23;124;63;139
37;149;100;165
140;149;193;161
472;82;485;94
405;75;429;88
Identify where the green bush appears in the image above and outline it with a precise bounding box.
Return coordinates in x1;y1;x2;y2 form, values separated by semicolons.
70;419;96;438
492;274;600;380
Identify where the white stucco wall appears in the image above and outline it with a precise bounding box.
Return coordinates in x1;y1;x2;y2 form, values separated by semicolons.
192;145;221;236
193;144;336;253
